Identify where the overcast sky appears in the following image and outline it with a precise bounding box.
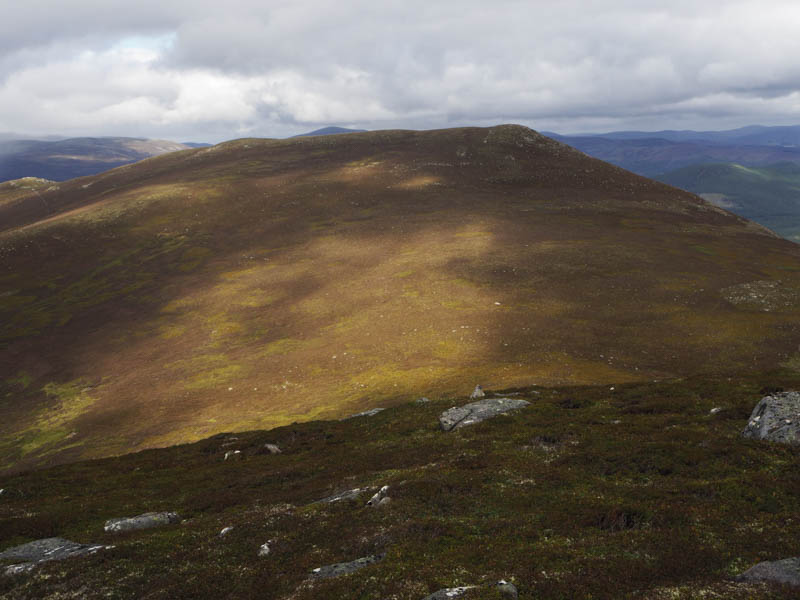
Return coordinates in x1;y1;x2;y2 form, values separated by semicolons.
2;0;800;142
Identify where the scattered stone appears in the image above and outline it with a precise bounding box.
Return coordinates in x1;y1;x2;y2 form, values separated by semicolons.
709;407;724;415
258;541;271;557
310;553;384;579
496;580;519;599
219;526;234;537
317;487;367;504
735;557;800;587
342;407;386;420
416;397;430;404
264;443;282;454
104;511;181;533
439;398;530;431
742;392;800;444
470;385;485;399
224;450;242;461
422;586;476;599
367;485;390;507
0;537;111;576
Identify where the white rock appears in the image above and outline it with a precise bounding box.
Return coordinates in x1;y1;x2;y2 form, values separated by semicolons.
367;486;390;507
219;526;234;537
258;542;271;557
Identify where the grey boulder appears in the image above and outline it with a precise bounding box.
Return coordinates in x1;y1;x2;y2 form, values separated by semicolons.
736;557;800;587
470;385;485;399
310;553;384;579
104;511;181;533
0;537;111;576
439;398;530;431
742;392;800;444
316;487;367;504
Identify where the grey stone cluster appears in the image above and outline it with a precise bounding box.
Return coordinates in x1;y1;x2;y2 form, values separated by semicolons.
736;557;800;587
742;391;800;444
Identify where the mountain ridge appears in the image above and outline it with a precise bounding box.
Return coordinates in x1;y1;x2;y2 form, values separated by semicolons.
3;124;800;473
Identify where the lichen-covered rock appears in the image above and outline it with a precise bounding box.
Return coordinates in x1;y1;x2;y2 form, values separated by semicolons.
496;580;519;599
422;586;476;599
366;485;389;507
0;537;111;576
309;553;384;579
742;392;800;444
735;557;800;586
104;511;181;533
439;398;530;431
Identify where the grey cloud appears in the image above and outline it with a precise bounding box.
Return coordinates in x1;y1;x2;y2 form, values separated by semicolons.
2;0;800;141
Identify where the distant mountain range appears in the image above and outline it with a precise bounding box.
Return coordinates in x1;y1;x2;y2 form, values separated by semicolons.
292;126;367;137
551;125;800;241
0;137;200;183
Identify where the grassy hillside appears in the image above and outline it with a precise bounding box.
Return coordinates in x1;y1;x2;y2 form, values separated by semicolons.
3;125;800;473
656;162;800;241
1;374;799;599
0;137;193;182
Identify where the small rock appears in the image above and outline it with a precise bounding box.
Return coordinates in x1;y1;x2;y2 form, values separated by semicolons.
470;385;485;399
342;407;385;420
224;450;242;461
219;526;234;537
422;586;476;599
742;392;800;444
416;397;430;404
104;511;181;533
377;496;391;507
735;557;800;587
258;541;271;557
310;553;384;579
439;398;530;431
496;580;519;599
264;443;282;454
367;486;390;507
709;407;724;415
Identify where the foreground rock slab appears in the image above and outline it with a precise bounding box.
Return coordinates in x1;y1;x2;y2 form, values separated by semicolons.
0;537;111;576
310;553;384;579
736;557;800;587
742;392;800;444
439;398;530;431
104;511;181;533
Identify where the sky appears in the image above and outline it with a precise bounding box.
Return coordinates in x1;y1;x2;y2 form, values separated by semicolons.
2;0;800;142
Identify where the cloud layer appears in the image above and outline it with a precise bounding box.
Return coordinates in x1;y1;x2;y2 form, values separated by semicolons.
2;1;800;141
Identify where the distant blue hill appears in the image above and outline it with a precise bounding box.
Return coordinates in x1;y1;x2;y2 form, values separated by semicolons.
293;127;367;137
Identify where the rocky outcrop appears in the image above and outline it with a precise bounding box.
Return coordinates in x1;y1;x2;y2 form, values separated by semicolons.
439;398;530;431
736;557;800;586
366;485;390;507
342;408;386;420
310;553;384;579
104;511;181;533
316;487;367;504
422;587;476;599
742;392;800;444
0;537;111;576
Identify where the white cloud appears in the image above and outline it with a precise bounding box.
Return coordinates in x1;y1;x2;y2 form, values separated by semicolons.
2;0;800;140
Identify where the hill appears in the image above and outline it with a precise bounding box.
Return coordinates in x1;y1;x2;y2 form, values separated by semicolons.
3;125;800;474
293;127;368;137
1;374;799;599
656;162;800;241
0;137;194;182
